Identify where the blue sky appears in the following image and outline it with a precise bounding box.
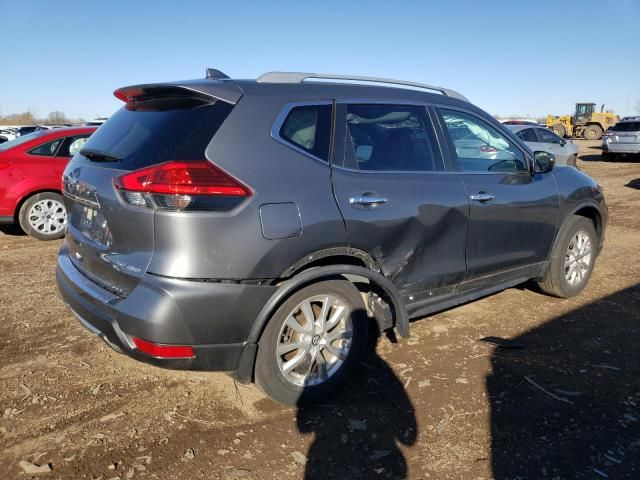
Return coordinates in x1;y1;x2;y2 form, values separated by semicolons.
1;0;639;120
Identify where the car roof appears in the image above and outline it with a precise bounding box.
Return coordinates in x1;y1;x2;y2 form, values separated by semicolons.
38;126;98;136
115;74;473;111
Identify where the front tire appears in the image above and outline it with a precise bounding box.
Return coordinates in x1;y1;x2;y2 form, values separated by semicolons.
18;192;67;240
255;280;369;406
584;124;603;140
538;216;597;298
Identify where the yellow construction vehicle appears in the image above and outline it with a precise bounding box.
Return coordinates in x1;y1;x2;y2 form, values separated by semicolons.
546;103;619;140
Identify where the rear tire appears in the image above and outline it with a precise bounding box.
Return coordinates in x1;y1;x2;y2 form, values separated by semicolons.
552;124;566;138
18;192;67;241
255;280;369;406
602;152;616;161
537;216;597;298
584;124;603;140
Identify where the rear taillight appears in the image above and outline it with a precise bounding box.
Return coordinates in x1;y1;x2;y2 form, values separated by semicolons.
132;337;195;359
114;160;251;211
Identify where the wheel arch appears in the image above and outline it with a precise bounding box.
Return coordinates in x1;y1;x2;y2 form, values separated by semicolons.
549;202;603;259
572;203;603;241
13;188;63;221
278;247;382;279
232;265;409;383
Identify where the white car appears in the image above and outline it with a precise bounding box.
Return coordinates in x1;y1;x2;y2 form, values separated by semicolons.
0;129;18;143
506;125;579;167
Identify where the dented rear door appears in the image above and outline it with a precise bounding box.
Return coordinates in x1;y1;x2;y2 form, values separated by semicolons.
330;102;469;295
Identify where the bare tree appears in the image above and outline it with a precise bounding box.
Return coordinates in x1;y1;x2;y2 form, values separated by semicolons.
46;111;68;124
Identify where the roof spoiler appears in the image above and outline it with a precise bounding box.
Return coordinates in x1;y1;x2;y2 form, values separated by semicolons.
113;81;242;105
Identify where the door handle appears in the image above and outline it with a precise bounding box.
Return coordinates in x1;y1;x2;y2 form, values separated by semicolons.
349;194;388;207
469;193;495;202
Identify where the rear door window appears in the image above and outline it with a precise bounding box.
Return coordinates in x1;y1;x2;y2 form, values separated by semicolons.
439;109;527;173
57;134;91;158
278;104;332;161
516;128;538;142
344;104;441;171
535;128;562;144
78;99;234;170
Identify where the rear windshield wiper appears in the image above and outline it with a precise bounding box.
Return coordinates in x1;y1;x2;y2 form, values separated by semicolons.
80;148;122;162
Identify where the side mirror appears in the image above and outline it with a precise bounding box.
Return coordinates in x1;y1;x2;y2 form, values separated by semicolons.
560;139;566;146
534;151;555;173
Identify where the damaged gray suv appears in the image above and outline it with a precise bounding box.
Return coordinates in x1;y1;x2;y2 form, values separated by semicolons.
56;70;607;405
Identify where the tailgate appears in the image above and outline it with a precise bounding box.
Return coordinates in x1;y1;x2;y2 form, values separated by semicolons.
61;86;236;296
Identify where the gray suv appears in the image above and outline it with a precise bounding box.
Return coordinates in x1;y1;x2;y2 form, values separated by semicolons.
56;70;607;405
602;116;640;160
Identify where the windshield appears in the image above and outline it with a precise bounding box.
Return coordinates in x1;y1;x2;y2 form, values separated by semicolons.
0;130;47;152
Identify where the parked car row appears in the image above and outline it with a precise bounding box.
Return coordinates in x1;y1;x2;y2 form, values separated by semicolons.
50;69;608;405
0;127;96;239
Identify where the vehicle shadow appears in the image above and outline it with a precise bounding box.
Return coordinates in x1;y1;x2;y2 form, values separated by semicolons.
579;153;604;162
625;179;640;190
487;284;640;479
296;318;417;479
0;224;25;236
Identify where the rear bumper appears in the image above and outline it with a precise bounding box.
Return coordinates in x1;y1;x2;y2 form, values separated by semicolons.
55;248;276;373
602;142;640;154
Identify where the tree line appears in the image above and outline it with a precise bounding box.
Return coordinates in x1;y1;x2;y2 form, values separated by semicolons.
0;111;85;126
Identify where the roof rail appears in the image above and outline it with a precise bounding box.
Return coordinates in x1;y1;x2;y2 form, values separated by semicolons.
256;72;468;102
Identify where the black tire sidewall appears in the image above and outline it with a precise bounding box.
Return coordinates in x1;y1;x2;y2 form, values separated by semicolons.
18;192;66;241
550;217;597;297
584;125;602;140
255;280;369;406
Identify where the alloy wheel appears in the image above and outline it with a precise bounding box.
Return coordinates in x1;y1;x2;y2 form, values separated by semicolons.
276;294;353;387
27;199;66;236
564;230;592;286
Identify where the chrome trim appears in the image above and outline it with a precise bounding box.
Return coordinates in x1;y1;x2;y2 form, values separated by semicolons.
58;254;119;304
62;189;101;208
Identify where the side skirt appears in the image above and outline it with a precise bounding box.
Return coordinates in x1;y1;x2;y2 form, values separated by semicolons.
406;262;547;319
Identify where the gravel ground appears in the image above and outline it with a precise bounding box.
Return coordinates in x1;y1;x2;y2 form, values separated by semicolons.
0;140;638;479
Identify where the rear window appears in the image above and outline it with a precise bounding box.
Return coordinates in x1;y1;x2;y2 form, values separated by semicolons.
79;98;233;170
279;104;332;161
613;122;640;132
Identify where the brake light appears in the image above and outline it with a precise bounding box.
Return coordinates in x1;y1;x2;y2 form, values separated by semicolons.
114;160;251;211
132;337;195;359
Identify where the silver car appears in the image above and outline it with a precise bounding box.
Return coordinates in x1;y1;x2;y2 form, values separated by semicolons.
602;117;640;160
507;125;579;167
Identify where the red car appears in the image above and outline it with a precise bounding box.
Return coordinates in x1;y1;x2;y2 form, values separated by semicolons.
0;126;97;240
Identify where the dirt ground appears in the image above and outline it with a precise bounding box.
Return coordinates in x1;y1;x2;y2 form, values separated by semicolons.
1;140;638;480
